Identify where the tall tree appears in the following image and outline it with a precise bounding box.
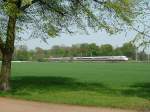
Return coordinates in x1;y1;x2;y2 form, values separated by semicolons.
34;47;45;61
88;43;99;56
121;42;136;59
99;44;113;56
0;0;135;91
14;45;29;61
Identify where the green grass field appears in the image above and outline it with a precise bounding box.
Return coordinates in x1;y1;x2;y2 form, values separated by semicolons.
0;62;150;111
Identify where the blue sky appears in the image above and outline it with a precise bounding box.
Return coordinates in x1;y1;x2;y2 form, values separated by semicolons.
16;30;136;50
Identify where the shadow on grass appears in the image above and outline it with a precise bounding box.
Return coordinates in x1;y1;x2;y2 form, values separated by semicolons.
9;76;111;95
122;83;150;99
0;76;148;111
7;76;150;100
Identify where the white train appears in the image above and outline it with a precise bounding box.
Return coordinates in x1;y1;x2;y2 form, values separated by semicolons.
49;56;128;61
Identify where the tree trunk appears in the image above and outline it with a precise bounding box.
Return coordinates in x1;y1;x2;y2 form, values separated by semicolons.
0;53;12;91
0;15;16;91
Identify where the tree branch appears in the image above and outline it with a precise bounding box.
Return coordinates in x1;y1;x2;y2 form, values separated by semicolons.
20;0;66;16
0;35;4;51
93;0;107;4
132;26;150;38
21;0;107;12
20;0;38;11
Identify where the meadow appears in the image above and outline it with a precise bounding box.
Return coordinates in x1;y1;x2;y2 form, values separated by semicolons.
0;62;150;111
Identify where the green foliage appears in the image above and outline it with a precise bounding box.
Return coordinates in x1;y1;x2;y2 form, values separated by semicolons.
13;45;29;61
21;0;32;7
34;47;46;61
121;42;136;59
47;25;59;37
99;44;113;56
105;0;134;24
3;2;21;17
113;47;123;56
0;0;137;40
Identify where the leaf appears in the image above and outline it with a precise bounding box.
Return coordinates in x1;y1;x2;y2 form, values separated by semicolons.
21;0;33;7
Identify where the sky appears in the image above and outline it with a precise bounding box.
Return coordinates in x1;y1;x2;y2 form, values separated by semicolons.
16;30;137;50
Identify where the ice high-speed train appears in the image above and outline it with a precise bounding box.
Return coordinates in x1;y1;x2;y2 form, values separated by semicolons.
48;56;128;61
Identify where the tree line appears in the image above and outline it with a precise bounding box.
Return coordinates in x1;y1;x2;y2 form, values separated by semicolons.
0;42;147;62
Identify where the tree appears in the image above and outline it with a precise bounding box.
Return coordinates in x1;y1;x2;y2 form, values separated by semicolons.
88;43;99;56
121;42;136;59
99;44;113;56
130;1;150;50
80;43;89;56
113;47;123;56
138;51;147;61
34;47;45;61
0;0;135;91
14;45;29;61
70;44;80;57
50;45;64;57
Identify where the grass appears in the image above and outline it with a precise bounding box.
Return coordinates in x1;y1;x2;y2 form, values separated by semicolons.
0;62;150;111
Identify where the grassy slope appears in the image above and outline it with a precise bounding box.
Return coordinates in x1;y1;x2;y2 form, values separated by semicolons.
0;62;150;110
